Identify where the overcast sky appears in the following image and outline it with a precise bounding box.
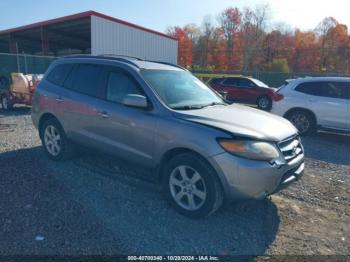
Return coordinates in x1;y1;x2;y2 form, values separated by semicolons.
1;0;349;32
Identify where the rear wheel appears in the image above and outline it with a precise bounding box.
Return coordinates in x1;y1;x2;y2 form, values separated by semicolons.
40;118;75;160
163;153;224;218
1;95;13;111
257;96;272;110
286;110;316;135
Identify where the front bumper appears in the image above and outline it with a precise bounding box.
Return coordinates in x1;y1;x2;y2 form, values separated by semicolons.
209;152;304;201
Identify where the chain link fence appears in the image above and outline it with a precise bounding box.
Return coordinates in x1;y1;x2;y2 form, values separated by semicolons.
1;52;350;90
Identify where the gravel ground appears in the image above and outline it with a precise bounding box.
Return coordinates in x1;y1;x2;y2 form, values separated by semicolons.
0;106;349;256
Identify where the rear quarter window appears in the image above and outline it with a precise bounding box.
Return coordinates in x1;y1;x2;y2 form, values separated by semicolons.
333;81;350;99
46;64;74;86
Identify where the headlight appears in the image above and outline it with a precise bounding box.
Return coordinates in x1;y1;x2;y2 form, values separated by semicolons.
218;139;280;161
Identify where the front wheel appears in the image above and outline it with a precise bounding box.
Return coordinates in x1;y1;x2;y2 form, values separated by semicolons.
1;95;13;110
163;153;224;218
257;96;272;110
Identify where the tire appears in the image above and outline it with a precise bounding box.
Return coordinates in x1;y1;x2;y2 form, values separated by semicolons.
40;118;75;161
257;96;272;111
286;110;316;135
163;153;224;219
1;95;13;111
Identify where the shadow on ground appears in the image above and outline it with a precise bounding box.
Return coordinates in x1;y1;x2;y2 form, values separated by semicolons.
0;106;31;117
0;146;280;255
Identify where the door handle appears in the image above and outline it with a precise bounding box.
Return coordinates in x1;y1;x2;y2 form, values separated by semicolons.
55;97;64;103
98;111;109;118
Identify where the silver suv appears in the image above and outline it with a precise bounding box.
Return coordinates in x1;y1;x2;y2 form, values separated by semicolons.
31;55;304;218
271;77;350;135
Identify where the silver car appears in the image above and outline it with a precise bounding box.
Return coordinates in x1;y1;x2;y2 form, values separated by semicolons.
31;55;304;218
271;77;350;135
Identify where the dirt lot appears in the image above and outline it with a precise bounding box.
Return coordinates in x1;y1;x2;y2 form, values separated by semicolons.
0;106;349;256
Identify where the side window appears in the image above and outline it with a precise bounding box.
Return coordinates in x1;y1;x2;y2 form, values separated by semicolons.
223;78;238;86
324;82;343;98
238;79;256;88
47;64;74;86
336;82;350;99
209;78;222;85
106;71;142;103
65;64;102;97
295;82;325;96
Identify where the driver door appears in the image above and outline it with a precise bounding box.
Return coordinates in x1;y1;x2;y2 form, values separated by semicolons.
92;66;157;168
236;78;259;103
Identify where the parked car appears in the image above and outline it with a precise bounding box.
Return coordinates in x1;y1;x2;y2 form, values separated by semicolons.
31;55;304;218
271;77;350;135
209;76;277;110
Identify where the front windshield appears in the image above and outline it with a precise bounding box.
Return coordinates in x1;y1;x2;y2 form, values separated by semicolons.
141;70;225;109
251;78;269;88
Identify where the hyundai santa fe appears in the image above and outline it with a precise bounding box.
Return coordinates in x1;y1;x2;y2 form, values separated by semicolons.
31;55;304;218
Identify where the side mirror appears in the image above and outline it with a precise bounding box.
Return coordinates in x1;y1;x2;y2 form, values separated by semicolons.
122;94;148;109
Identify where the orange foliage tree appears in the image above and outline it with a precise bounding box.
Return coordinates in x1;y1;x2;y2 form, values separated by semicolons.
168;8;350;74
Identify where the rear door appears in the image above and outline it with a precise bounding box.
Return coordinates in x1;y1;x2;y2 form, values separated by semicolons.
43;63;75;128
61;63;107;144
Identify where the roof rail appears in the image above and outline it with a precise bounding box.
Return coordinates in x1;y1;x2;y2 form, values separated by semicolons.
99;54;143;60
147;60;188;71
63;54;140;68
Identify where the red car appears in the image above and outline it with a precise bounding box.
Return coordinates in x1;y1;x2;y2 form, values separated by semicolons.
209;76;279;110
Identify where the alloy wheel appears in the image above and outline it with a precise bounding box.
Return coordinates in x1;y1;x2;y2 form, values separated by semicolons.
169;165;207;211
44;125;61;156
258;97;269;109
290;113;310;134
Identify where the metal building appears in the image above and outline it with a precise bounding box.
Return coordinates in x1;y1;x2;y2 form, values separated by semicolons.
0;11;178;63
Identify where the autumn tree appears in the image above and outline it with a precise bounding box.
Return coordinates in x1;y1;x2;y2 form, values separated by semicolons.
292;30;320;72
167;26;192;67
316;17;338;71
167;6;350;74
218;7;241;69
194;15;215;68
240;5;269;71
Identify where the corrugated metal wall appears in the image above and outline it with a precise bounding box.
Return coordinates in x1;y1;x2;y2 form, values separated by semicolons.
91;16;178;64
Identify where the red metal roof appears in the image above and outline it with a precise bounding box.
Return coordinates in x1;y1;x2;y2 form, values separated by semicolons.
0;10;177;41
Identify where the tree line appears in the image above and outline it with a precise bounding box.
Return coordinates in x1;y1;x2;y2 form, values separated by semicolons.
167;5;350;74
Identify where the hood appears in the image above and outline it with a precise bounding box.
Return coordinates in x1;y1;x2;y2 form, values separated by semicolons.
173;104;297;142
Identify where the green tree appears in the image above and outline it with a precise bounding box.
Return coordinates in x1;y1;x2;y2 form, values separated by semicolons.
270;58;290;72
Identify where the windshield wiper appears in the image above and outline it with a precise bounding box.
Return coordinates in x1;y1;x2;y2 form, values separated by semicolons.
172;105;204;110
199;102;227;108
172;102;226;110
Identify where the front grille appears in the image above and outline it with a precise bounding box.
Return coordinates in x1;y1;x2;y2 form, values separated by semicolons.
278;135;303;162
